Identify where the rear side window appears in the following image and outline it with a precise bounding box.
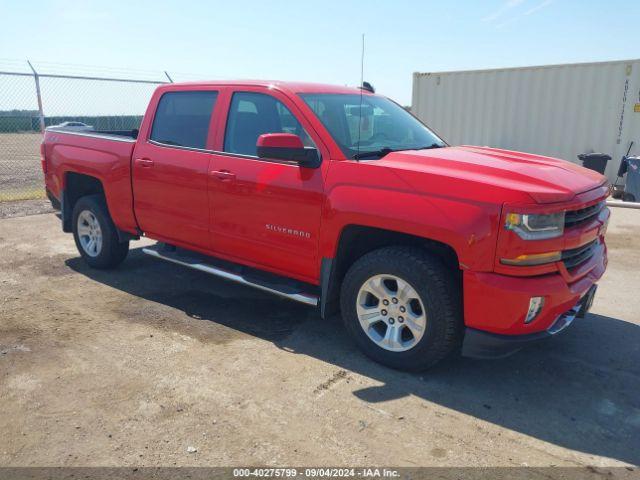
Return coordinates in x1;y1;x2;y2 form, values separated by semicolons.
223;92;314;157
150;91;217;149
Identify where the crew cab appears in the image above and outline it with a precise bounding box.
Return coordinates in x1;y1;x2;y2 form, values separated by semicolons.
41;80;610;370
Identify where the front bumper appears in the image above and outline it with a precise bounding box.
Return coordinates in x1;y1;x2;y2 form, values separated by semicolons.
460;236;606;358
463;240;606;335
462;285;596;358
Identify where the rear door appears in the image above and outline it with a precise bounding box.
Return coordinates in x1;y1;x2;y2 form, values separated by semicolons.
207;88;328;284
132;89;219;251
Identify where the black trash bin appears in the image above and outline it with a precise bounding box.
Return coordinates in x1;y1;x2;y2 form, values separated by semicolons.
578;153;611;175
623;156;640;202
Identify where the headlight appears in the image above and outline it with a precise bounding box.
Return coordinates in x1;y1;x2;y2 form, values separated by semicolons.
505;212;565;240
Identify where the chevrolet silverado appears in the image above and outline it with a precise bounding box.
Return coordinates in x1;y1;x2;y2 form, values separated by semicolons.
42;81;610;370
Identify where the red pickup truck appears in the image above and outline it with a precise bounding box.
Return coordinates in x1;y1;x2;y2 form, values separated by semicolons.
42;80;609;370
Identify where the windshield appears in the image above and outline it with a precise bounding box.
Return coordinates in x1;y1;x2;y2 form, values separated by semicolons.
300;93;446;159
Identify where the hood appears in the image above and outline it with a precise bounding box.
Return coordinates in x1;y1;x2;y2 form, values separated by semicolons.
375;145;607;204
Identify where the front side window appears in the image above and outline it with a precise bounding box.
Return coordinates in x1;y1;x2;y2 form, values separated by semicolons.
150;91;218;149
224;92;315;157
300;94;445;159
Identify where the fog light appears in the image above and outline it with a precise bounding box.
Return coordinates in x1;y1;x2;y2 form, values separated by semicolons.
525;296;545;323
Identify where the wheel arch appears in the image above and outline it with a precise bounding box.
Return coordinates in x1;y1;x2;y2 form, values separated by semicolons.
61;172;105;232
320;224;461;318
62;172;137;242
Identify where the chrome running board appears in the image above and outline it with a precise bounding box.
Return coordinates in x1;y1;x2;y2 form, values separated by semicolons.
142;245;319;307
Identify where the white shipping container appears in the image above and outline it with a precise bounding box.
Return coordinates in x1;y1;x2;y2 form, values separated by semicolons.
412;59;640;182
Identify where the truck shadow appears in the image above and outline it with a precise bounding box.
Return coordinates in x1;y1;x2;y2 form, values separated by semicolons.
66;247;640;466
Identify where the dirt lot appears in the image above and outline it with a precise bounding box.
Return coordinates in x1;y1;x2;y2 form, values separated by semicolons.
0;207;638;469
0;133;45;201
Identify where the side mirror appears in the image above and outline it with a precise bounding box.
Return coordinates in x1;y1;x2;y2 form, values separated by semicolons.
256;133;320;168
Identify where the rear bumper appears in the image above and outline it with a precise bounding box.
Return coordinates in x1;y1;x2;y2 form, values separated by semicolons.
462;285;596;358
46;188;61;210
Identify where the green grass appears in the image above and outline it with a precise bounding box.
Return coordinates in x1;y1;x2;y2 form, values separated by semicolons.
0;187;46;202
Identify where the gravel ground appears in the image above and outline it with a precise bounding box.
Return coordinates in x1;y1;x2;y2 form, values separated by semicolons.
0;208;638;470
0;198;53;219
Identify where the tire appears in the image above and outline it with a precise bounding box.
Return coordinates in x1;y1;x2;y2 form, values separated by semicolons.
340;246;463;371
623;193;636;202
72;194;129;269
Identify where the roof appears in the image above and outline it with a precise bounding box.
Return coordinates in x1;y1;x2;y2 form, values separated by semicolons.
160;80;369;95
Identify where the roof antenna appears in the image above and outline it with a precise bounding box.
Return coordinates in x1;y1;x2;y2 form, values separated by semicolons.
356;33;365;161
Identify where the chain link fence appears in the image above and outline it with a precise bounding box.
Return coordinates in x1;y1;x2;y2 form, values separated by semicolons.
0;61;169;201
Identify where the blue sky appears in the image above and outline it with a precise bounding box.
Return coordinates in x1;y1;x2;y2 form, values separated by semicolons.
1;0;639;105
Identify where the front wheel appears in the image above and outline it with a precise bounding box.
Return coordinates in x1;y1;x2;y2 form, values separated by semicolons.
72;194;129;269
340;247;463;371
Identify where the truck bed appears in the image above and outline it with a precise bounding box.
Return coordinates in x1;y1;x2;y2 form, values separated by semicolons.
45;126;139;141
43;126;139;234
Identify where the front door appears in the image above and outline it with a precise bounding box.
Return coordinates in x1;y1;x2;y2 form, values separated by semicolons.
133;90;218;251
208;89;326;283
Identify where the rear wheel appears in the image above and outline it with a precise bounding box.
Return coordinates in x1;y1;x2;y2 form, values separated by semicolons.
72;195;129;269
340;246;462;371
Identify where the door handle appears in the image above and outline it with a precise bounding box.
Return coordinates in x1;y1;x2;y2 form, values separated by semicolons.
210;169;236;181
135;158;154;167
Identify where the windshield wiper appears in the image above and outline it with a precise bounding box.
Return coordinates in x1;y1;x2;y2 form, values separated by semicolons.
352;147;395;160
352;143;446;160
414;143;445;150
